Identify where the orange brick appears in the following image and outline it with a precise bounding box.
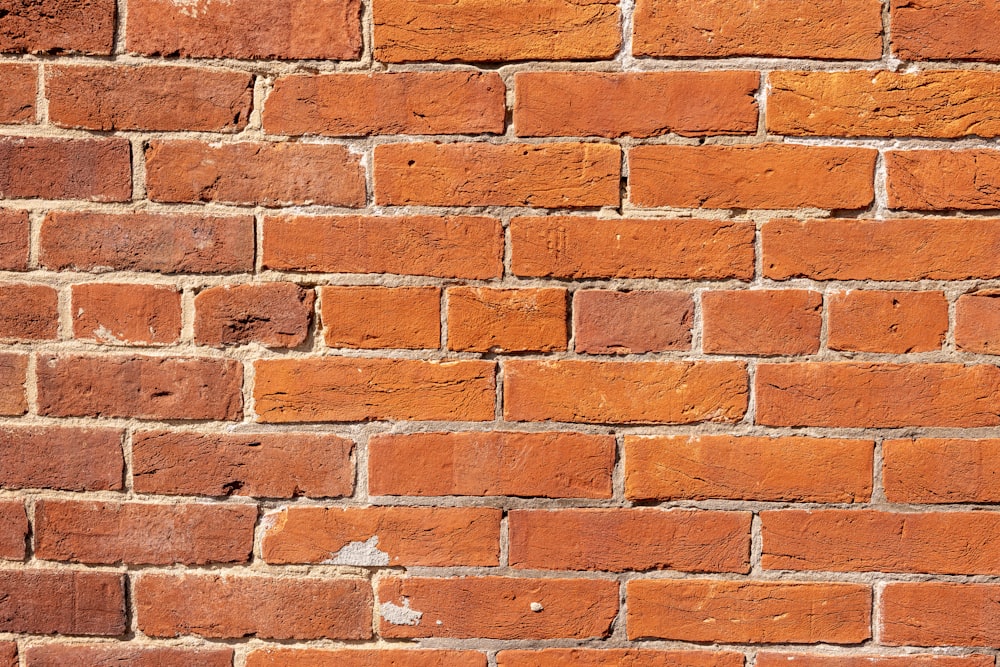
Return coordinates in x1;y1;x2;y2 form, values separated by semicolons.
574;290;693;354
247;649;486;667
883;438;1000;503
0;210;29;271
505;360;747;424
378;577;618;639
262;506;500;566
368;431;614;498
136;573;371;640
702;290;822;355
0;426;123;491
625;435;873;503
514;71;758;137
373;0;620;62
627;580;871;643
498;649;744;667
265;72;505;136
72;283;181;345
0;501;26;560
255;357;495;422
828;290;948;353
0;643;13;667
0;284;58;341
374;142;620;208
0;137;130;201
633;0;882;58
758;655;991;667
888;149;1000;210
0;64;36;123
882;583;1000;647
511;217;754;280
34;500;256;565
263;215;502;279
321;286;441;349
956;292;1000;353
509;509;750;572
891;0;1000;61
764;218;1000;281
447;287;567;353
146;140;365;207
127;0;362;59
25;645;233;667
630;144;876;209
757;362;1000;427
133;430;354;499
769;70;1000;138
47;65;252;132
0;353;26;416
194;283;315;348
0;0;115;54
0;570;125;635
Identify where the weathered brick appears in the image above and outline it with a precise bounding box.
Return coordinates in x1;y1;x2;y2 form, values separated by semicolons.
72;283;182;345
891;0;1000;61
0;643;12;667
630;144;876;209
255;358;495;422
0;0;115;54
195;283;314;348
498;649;744;667
133;430;354;498
320;286;441;349
374;142;620;208
883;438;1000;503
0;570;125;636
511;217;754;280
574;290;692;355
888;150;1000;210
514;71;758;137
956;291;1000;353
0;426;123;491
505;360;747;424
373;0;620;62
247;649;485;667
0;137;130;201
702;290;822;356
447;287;568;353
378;577;618;639
0;63;35;123
757;655;991;667
0;210;28;271
0;283;58;341
0;501;26;560
625;435;873;503
368;431;614;498
828;290;948;353
265;72;505;136
262;506;500;566
25;645;234;667
146;140;365;207
0;353;26;415
263;215;502;279
37;354;243;421
881;583;1000;647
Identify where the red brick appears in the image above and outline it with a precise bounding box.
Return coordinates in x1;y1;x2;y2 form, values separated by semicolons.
888;149;1000;210
0;353;26;415
0;501;25;560
498;649;744;667
633;0;882;58
255;357;495;422
881;583;1000;647
133;430;353;498
509;509;750;573
883;438;1000;503
763;509;1000;574
0;63;36;123
0;137;130;201
0;283;57;340
757;655;991;667
0;570;125;635
72;283;181;345
956;291;1000;353
828;290;948;353
373;0;620;62
764;218;1000;281
891;0;1000;61
48;65;252;132
0;425;123;491
374;142;620;208
247;649;485;667
0;643;12;667
769;70;1000;138
627;580;871;643
127;0;362;60
40;212;254;274
625;435;873;503
265;72;505;136
262;506;500;566
146;140;365;207
447;287;567;353
321;286;440;349
574;290;692;354
515;71;758;138
136;573;371;640
702;290;822;355
368;431;614;498
0;0;115;54
34;500;256;565
0;210;28;271
511;217;754;280
757;362;1000;428
378;577;618;639
505;360;747;424
195;283;314;348
25;645;234;667
630;144;876;209
37;354;243;421
263;215;502;279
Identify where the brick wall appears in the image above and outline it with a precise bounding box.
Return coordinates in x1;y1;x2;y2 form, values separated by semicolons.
1;0;999;664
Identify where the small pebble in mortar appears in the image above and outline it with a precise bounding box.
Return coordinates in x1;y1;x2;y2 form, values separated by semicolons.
530;602;543;612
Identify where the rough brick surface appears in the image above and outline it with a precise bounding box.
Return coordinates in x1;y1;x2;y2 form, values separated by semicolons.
891;0;1000;61
25;645;234;667
0;0;115;54
0;570;125;635
0;426;123;491
0;501;26;560
320;286;441;349
195;283;314;348
72;283;182;345
0;210;29;271
0;137;130;201
573;290;693;354
883;438;1000;503
247;649;485;667
881;583;1000;647
0;353;26;416
0;64;36;123
701;290;822;356
0;283;58;341
827;290;948;353
447;287;568;353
